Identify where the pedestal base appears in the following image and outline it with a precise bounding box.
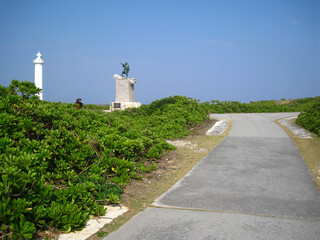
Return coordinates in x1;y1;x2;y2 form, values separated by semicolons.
110;102;141;111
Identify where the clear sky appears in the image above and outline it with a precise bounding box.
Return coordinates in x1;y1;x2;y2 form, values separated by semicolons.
0;0;319;104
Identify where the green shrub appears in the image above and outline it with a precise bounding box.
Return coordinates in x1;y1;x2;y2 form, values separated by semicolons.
82;104;109;110
0;81;208;239
2;80;316;239
296;101;320;136
206;97;320;113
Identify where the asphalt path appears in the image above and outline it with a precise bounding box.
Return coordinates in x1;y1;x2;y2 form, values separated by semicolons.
104;113;320;240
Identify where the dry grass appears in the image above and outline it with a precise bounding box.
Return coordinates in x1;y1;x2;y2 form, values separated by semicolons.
88;119;232;239
275;99;292;105
276;119;320;191
294;136;320;190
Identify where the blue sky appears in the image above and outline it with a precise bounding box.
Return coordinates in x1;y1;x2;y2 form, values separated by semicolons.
0;0;319;104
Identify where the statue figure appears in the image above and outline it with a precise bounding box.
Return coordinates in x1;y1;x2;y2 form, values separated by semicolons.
121;62;130;77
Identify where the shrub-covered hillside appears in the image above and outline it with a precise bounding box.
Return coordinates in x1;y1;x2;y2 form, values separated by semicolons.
204;97;320;113
1;80;318;239
0;80;209;239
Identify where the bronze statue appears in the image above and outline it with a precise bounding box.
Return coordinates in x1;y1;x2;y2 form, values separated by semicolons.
121;62;130;77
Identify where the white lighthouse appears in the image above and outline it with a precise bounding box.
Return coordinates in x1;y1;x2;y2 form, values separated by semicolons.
33;52;44;100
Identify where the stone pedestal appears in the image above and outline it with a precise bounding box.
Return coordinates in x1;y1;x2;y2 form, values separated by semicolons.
110;74;141;111
110;102;141;111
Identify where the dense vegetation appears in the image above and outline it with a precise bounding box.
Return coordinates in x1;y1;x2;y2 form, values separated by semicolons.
0;80;208;239
204;97;320;113
82;104;109;111
1;80;318;239
296;101;320;136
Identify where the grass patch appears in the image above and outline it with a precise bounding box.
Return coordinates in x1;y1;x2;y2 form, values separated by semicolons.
276;119;320;191
88;119;232;239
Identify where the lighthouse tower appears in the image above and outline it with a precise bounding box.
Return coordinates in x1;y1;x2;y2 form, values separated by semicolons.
33;52;44;100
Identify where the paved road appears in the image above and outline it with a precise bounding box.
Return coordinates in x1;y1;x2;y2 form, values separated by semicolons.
104;113;320;240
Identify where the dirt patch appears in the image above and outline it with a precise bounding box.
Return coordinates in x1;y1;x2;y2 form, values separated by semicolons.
166;139;198;149
275;99;292;105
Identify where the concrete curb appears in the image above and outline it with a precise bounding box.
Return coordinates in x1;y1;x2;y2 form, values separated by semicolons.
206;119;229;136
277;116;312;138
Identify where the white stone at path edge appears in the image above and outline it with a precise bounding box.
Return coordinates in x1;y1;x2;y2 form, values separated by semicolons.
206;120;229;136
58;205;128;240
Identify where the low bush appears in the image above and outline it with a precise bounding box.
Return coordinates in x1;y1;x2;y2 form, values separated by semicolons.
0;81;208;239
205;97;319;113
1;80;317;239
296;101;320;136
82;104;109;111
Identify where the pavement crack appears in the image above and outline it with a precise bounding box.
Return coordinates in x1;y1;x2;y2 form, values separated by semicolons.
151;205;320;223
